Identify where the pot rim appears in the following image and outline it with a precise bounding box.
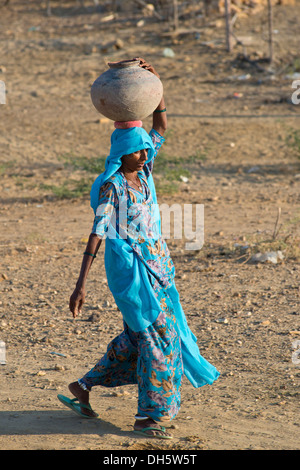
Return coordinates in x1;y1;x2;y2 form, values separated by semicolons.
108;59;140;69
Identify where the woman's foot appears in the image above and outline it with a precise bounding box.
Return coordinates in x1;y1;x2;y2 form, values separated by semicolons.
134;416;173;439
68;381;98;418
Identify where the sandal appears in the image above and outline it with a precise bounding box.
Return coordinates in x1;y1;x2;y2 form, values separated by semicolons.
134;425;173;440
57;394;99;419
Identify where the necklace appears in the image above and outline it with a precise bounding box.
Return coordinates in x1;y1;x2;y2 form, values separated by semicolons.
125;175;142;190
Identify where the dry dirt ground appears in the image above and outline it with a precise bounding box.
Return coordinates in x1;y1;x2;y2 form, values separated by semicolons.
0;0;299;452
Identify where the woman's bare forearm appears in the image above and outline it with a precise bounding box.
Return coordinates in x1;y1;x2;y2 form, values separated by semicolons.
153;96;167;136
76;233;102;289
70;233;102;318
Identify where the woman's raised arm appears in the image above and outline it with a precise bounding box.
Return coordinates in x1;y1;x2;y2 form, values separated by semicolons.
135;57;167;136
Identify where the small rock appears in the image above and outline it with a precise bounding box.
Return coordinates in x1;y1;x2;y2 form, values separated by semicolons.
234;243;249;251
251;251;284;264
41;336;53;344
180;175;189;183
237;73;251;80
96;117;110;125
247;166;261;173
163;48;175;58
87;312;101;323
285;72;300;80
114;38;124;50
37;370;46;376
100;14;115;23
177;274;187;280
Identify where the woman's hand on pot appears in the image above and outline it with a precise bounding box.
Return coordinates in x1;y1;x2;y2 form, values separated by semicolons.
69;286;86;318
134;57;160;78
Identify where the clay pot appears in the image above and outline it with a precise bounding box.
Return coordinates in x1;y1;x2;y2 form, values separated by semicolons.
90;59;163;121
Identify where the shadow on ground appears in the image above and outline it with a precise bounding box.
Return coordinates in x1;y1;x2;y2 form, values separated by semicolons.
0;409;127;438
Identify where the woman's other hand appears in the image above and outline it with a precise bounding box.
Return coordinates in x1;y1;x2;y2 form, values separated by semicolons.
69;286;86;318
134;57;160;78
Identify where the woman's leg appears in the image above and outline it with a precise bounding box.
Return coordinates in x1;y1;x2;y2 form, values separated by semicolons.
68;326;138;417
67;381;97;418
133;307;184;437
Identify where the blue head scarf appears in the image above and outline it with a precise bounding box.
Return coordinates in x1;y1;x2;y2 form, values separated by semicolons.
90;126;156;213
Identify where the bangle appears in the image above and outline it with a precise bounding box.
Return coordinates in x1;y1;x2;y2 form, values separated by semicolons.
154;107;166;113
84;251;96;258
134;414;149;420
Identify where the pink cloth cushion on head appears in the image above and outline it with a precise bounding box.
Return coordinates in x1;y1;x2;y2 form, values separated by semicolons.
114;121;143;129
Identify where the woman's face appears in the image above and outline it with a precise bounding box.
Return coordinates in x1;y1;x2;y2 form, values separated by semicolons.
121;148;148;172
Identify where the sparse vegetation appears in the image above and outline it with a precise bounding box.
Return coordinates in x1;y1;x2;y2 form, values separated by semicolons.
286;128;300;159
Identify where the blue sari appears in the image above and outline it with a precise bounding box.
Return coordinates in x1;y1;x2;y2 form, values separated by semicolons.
89;126;220;390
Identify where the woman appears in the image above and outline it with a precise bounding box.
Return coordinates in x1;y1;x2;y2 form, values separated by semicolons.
58;59;219;439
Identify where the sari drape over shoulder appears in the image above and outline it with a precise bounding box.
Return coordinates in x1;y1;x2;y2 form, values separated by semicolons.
90;127;220;388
